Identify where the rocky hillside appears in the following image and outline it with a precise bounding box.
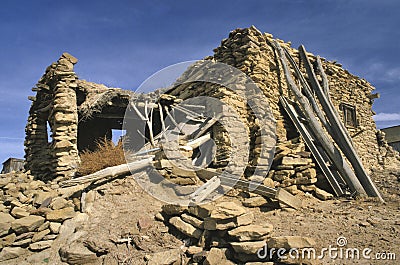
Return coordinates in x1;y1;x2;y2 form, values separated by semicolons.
0;167;399;264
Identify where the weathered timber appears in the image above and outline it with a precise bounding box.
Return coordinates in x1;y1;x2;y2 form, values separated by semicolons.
165;106;184;135
189;176;221;203
298;45;383;201
187;133;211;149
196;168;301;209
280;96;345;196
283;47;331;133
61;156;154;187
316;56;329;96
158;103;166;132
274;41;366;196
190;115;220;139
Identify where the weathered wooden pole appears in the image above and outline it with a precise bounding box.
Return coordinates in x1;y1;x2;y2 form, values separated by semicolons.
283;47;332;135
274;41;367;196
298;45;383;201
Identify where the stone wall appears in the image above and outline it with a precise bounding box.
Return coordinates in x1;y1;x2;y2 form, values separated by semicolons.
24;27;395;187
168;26;387;195
25;53;80;181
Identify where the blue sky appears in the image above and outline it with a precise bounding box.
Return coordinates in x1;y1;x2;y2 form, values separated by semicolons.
0;0;399;164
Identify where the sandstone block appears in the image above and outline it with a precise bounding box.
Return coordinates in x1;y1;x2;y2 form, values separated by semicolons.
59;242;98;265
230;241;266;255
50;197;74;210
0;213;15;236
11;215;45;234
267;236;316;250
281;157;310;166
11;207;30;218
146;248;181;265
243;196;269;207
49;222;62;234
46;207;76;222
0;247;26;262
314;187;334;200
188;203;215;219
161;204;188;216
228;224;273;241
29;240;53;251
204;248;235;265
169;216;203;239
32;229;50;243
181;213;204;229
0;233;16;248
209;201;246;220
203;212;253;231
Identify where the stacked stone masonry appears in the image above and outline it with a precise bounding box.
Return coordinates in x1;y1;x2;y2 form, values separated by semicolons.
168;26;400;191
24;26;400;191
160;199;317;264
25;53;80;181
0;171;84;261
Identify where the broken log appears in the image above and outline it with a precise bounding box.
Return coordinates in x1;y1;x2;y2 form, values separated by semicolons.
61;156;154;187
186;133;211;149
164;106;185;135
189;176;221;203
158;103;166;132
274;41;367;197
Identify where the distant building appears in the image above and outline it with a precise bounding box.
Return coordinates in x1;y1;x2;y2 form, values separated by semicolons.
381;125;400;152
1;158;24;174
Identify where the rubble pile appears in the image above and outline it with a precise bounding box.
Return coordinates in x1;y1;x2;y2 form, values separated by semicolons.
160;199;317;264
0;171;81;262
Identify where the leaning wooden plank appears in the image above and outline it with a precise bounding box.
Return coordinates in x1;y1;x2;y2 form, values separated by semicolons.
280;96;345;196
316;56;329;96
158;103;166;132
147;104;155;146
189;176;221;203
164;106;185;135
186;133;211;149
195;169;301;209
283;47;331;133
174;104;205;120
274;41;366;197
298;45;383;201
130;103;148;121
61;156;154;187
190;115;220;139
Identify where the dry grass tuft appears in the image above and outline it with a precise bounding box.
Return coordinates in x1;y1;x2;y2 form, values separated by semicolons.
77;138;126;176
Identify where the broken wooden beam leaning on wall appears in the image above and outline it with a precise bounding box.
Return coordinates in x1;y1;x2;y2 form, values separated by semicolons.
298;45;383;202
279;96;345;196
274;40;367;197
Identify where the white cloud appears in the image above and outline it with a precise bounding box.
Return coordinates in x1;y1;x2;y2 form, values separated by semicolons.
364;63;400;83
373;112;400;122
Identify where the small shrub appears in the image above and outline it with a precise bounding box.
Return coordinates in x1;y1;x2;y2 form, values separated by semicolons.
77;138;126;175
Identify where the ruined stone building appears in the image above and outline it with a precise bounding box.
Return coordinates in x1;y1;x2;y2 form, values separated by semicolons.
25;26;399;196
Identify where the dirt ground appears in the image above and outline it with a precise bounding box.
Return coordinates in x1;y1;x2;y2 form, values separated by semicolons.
72;168;399;265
